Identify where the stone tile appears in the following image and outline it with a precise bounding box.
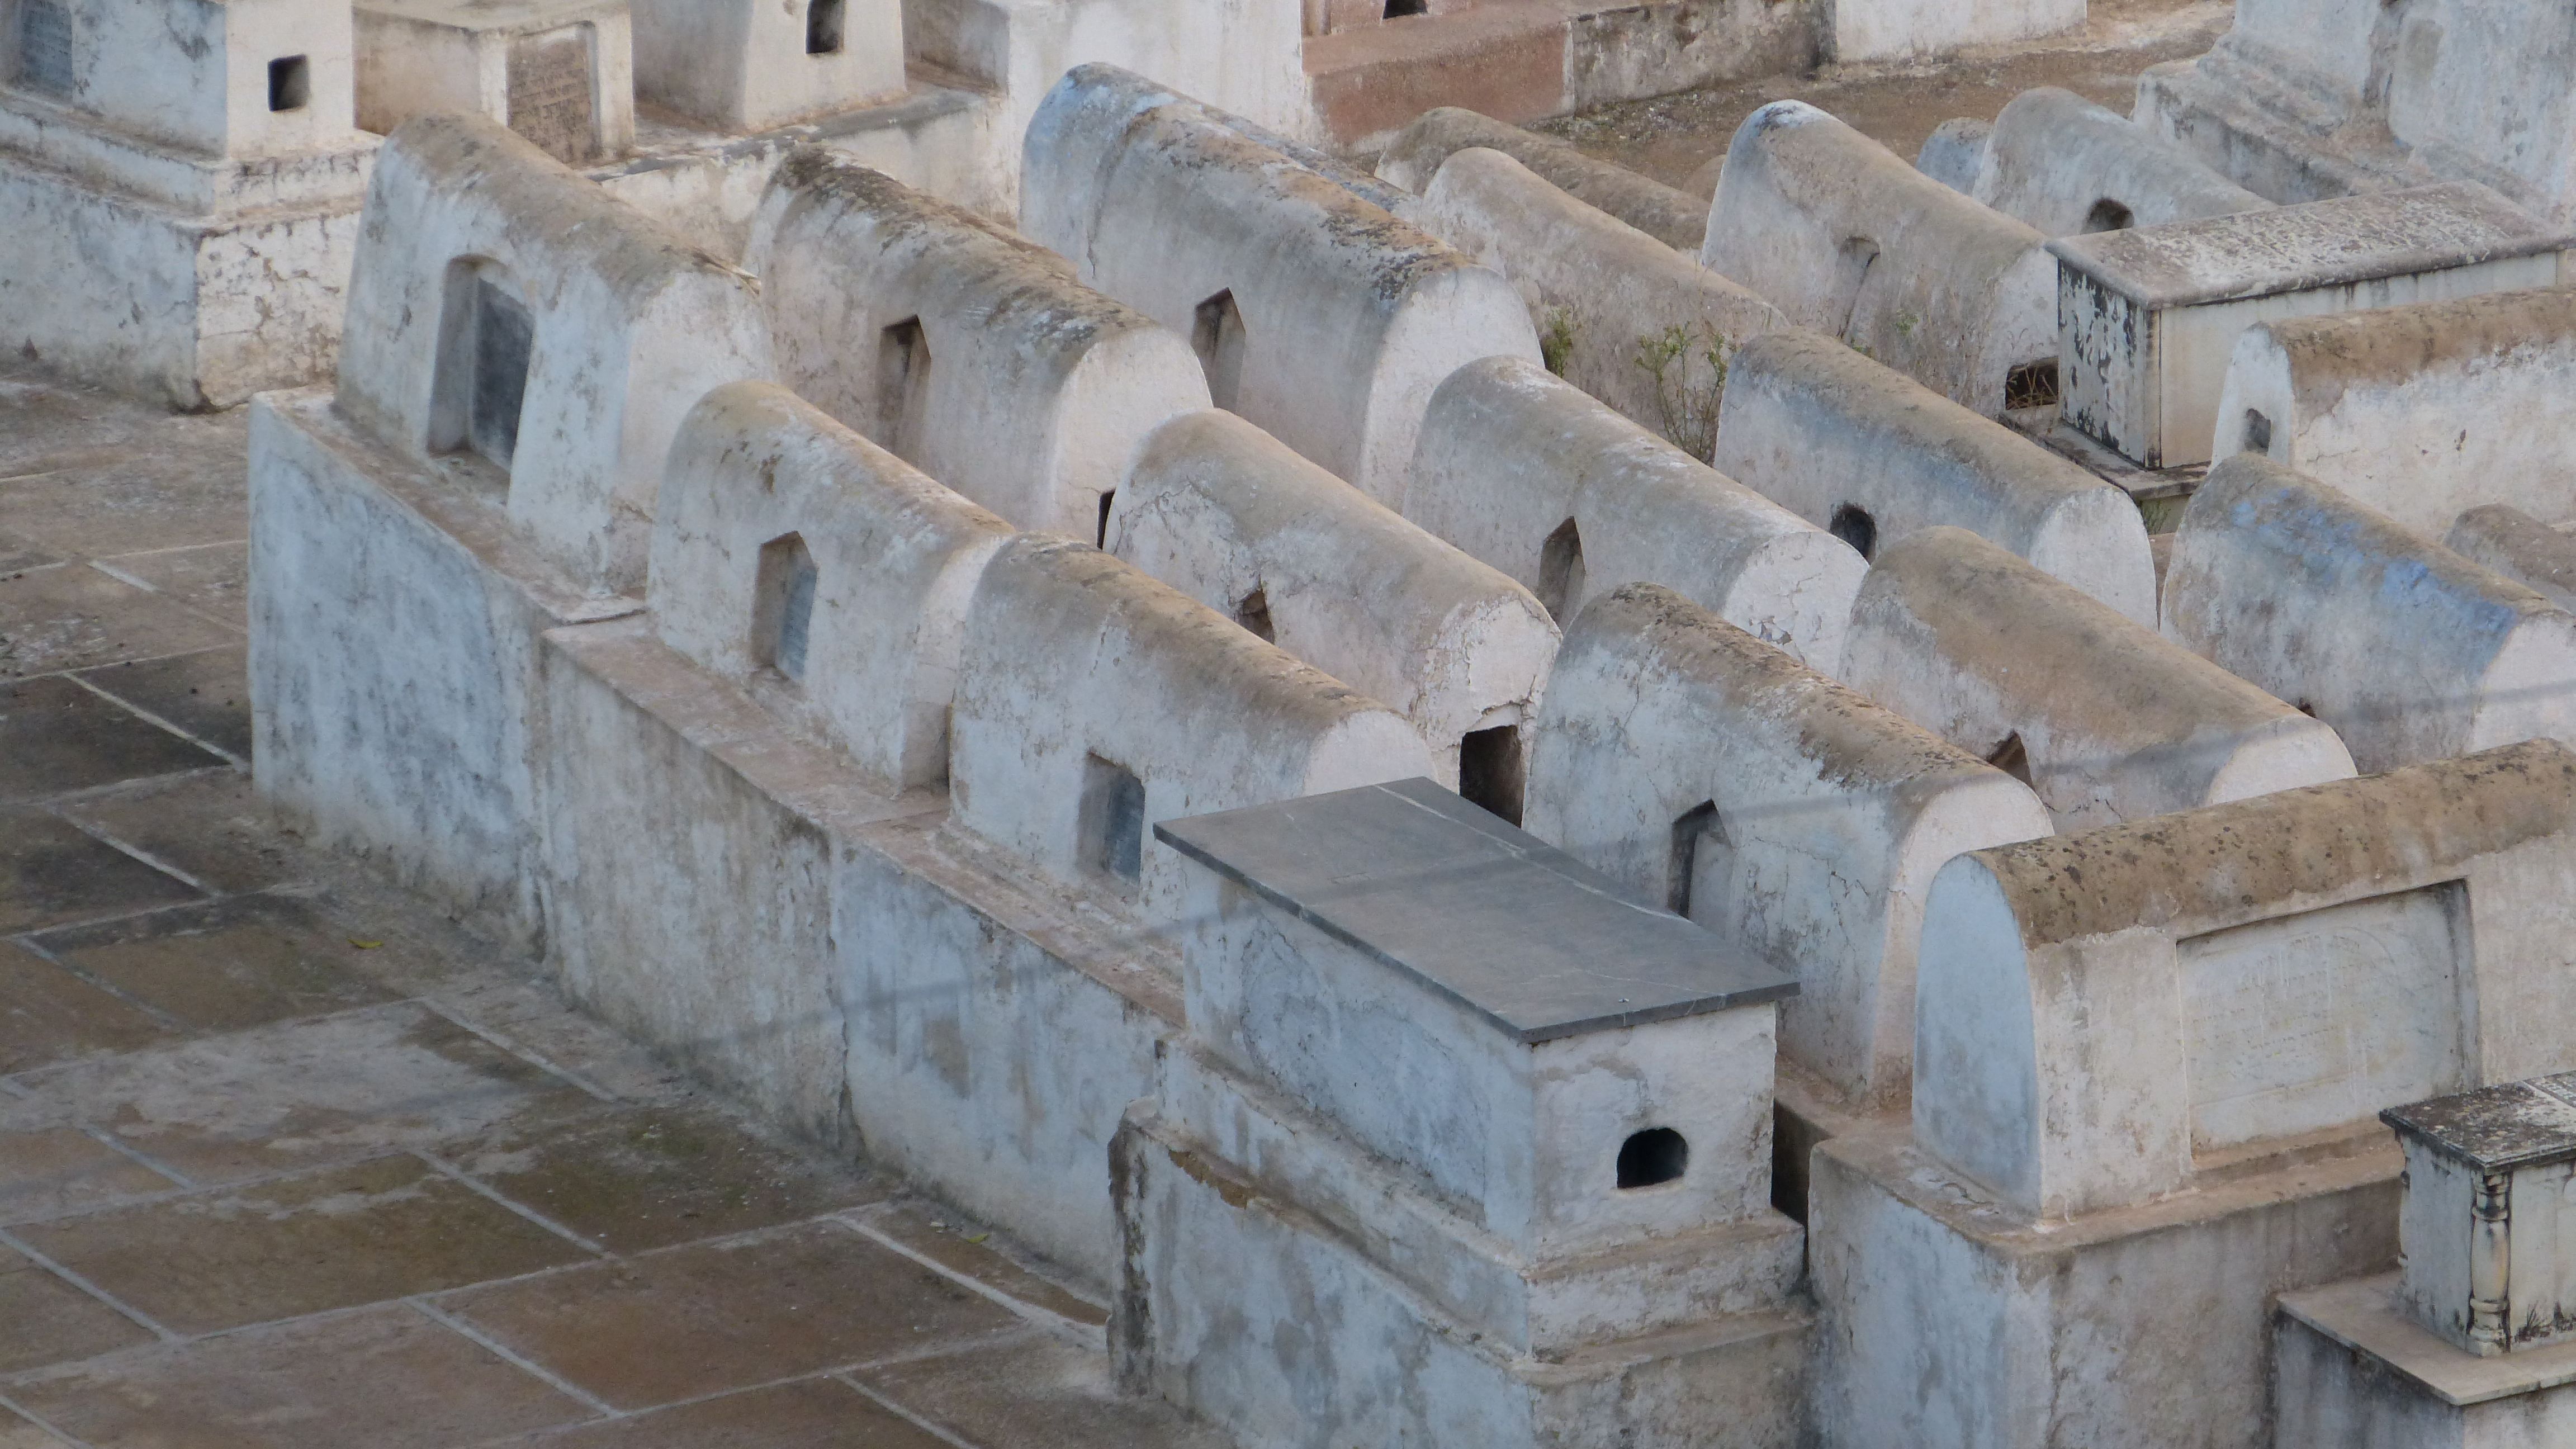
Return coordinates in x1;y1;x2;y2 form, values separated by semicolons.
51;771;305;897
850;1202;1107;1329
75;645;249;761
0;1243;154;1374
443;1220;1021;1410
0;1001;599;1185
524;1377;947;1448
0;1408;69;1448
5;1303;591;1448
0;531;55;575
0;1126;179;1224
0;940;176;1078
11;1154;594;1336
0;676;225;802
424;976;688;1102
854;1332;1232;1449
97;542;247;631
0;424;249;560
0;565;239;680
452;1104;887;1254
0;807;201;934
33;895;402;1034
0;372;182;479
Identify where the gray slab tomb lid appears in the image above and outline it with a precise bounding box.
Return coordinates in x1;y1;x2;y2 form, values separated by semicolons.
2382;1073;2576;1173
2047;182;2569;309
1154;777;1796;1045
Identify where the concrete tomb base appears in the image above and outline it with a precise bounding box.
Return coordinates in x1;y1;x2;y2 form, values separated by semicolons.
2278;1276;2576;1449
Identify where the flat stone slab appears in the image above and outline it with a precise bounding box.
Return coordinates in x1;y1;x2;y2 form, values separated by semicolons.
2283;1273;2576;1407
2383;1072;2576;1173
2048;183;2568;307
1155;777;1796;1044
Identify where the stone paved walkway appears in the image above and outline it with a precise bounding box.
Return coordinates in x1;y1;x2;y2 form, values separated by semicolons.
0;368;1222;1448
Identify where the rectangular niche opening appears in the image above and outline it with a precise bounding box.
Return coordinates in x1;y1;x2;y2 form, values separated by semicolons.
753;532;819;683
433;263;536;472
1457;723;1526;827
878;316;934;460
268;54;310;111
16;0;72;96
1078;752;1147;887
807;0;846;53
2005;358;2061;412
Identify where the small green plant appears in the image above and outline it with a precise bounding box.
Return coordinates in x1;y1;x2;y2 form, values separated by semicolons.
1633;321;1730;463
1540;306;1580;377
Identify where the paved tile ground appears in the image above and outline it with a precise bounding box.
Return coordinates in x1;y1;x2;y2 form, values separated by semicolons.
0;368;1224;1448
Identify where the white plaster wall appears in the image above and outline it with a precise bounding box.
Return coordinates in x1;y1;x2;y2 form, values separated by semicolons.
0;163;215;407
742;147;1207;539
1913;741;2576;1219
2164;454;2576;773
1844;527;2354;831
23;0;359;159
1410;357;1861;676
1828;0;2083;64
1526;584;2051;1109
249;389;635;951
837;823;1176;1288
1403;147;1788;455
948;536;1433;924
2213;289;2576;537
1108;408;1556;784
1701;102;2055;415
903;0;1313;182
1712;328;2158;625
627;0;903;132
1972;86;2270;237
2383;0;2576;229
650;382;1014;789
335;114;772;594
1019;64;1540;509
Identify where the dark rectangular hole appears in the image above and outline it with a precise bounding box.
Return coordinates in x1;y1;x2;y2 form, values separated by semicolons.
806;0;846;53
15;0;72;96
268;54;310;112
2004;358;2060;412
469;277;534;468
1457;724;1524;827
1079;753;1146;887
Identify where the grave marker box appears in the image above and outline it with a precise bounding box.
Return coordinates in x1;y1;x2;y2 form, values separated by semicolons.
2384;1074;2576;1356
354;0;637;166
2049;183;2570;468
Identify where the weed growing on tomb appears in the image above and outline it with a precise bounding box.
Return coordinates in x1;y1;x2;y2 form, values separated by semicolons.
1540;306;1580;377
1635;321;1729;463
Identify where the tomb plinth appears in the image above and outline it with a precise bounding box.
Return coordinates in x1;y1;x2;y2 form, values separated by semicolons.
2270;1074;2576;1445
354;0;637;166
2049;183;2570;469
2384;1075;2576;1357
0;0;377;406
1120;778;1811;1448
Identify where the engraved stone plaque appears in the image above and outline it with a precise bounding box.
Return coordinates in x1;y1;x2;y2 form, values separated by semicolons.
508;27;598;164
15;0;73;97
2181;883;2466;1153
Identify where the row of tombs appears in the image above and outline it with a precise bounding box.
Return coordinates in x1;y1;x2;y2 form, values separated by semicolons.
237;32;2576;1449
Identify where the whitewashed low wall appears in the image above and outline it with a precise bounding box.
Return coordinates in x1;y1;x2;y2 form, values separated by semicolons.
1915;739;2576;1220
1375;106;1710;252
336;113;772;593
2448;504;2576;615
949;536;1433;922
1844;527;2355;831
1829;0;2083;64
1410;356;1862;675
1019;64;1539;508
651;382;1014;789
1969;86;2269;238
1527;584;2051;1107
2212;287;2576;536
627;0;905;132
1108;409;1555;787
1701;101;2055;415
1712;328;2157;624
743;148;1209;539
1404;148;1786;458
2163;454;2576;773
